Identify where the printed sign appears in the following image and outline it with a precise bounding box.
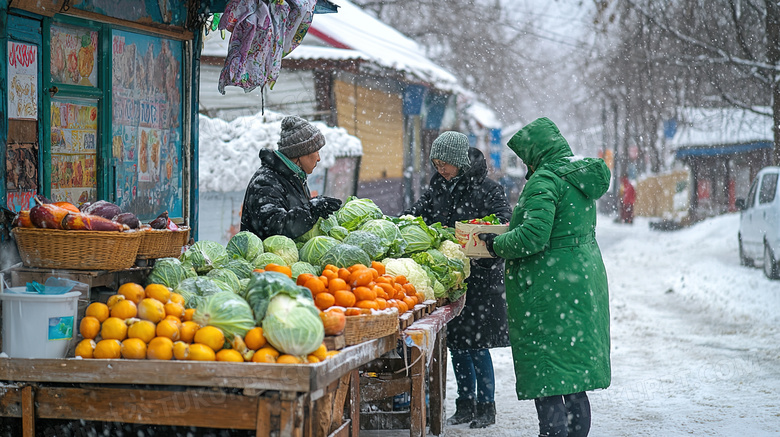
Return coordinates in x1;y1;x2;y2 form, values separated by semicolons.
50;98;98;205
48;316;74;341
112;30;183;220
50;24;98;87
7;41;38;120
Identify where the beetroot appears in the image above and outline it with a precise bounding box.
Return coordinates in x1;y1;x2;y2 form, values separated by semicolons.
83;200;122;220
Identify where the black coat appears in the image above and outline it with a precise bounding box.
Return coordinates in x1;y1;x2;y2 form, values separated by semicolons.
240;149;319;240
404;148;512;350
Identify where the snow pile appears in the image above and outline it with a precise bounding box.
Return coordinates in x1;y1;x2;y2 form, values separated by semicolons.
198;111;362;193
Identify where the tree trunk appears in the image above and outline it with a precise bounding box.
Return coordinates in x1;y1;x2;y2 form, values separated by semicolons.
766;0;780;164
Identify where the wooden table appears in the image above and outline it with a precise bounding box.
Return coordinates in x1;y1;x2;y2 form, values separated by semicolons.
0;334;398;437
359;297;465;436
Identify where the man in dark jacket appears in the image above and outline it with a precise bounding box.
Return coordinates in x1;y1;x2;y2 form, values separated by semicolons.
240;116;341;240
404;131;512;429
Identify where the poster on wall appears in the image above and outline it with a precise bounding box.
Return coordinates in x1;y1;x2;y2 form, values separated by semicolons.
8;41;38;120
112;29;182;221
50;23;98;87
50;98;98;205
5;142;39;212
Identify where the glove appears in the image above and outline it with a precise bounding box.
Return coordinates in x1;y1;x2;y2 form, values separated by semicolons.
478;233;498;257
310;196;342;218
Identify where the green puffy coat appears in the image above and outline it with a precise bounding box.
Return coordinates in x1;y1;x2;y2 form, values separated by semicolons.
492;117;611;400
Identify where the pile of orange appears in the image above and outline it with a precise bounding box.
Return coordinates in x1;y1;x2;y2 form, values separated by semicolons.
75;281;340;364
298;262;425;316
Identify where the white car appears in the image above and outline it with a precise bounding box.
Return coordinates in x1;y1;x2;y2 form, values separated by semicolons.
737;166;780;279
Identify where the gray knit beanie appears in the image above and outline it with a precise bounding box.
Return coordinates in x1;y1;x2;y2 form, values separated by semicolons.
277;115;326;159
430;131;471;170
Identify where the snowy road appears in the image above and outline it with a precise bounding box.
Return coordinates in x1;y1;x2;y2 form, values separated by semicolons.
441;213;780;436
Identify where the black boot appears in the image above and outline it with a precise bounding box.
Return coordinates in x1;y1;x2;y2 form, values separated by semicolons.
446;398;476;425
470;401;496;428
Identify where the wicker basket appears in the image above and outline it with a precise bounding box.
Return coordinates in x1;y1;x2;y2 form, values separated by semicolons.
12;227;142;271
344;310;399;346
136;227;190;259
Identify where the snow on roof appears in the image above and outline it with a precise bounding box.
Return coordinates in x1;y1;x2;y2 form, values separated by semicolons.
465;101;502;129
201;0;459;91
667;107;772;149
198;110;362;193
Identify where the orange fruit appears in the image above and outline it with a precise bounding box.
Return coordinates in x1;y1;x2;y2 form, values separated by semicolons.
106;294;126;310
397;300;409;313
296;273;316;286
403;283;417;296
353;286;376;302
373;285;389;300
156;318;181;341
117;283;145;304
314;292;336;310
403;296;417;309
173;341;190;360
189;343;216;361
311;344;328;361
265;263;292;278
345;307;362;316
307;355;321;363
277;354;303;364
164;302;185;319
180;321;201;343
144;284;171;304
303;277;326;295
244;327;267;350
325;350;340;359
127;319;156;343
168;292;185;306
193;326;225;352
163;315;182;328
348;269;374;287
318;276;329;288
101;317;128;340
337;268;351;281
375;297;388;310
323;264;339;273
216;349;244;362
355;300;379;310
137;298;166;323
347;264;368;273
184;308;196;321
333;289;356;308
147;337;174;360
252;347;278;363
394;275;408;285
121;338;148;359
321;269;338;281
93;339;122;359
371;261;386;275
374;275;392;284
79;316;101;339
110;299;138;320
75;339;96;358
85;302;110;323
328;278;349;294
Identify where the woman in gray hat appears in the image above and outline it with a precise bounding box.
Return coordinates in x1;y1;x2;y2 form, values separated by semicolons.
404;131;511;429
240;115;342;240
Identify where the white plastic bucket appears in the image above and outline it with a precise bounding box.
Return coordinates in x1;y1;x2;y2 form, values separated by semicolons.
0;288;80;358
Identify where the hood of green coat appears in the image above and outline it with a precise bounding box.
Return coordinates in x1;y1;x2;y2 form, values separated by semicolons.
508;117;573;171
508;117;610;199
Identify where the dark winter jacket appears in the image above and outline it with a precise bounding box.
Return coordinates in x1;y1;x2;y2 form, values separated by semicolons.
240;149;319;240
493;117;611;400
404;148;512;350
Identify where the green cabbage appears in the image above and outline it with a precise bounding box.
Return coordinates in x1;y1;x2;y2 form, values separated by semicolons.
411;248;465;291
253;252;287;269
291;261;320;279
343;230;386;261
223;258;254;279
319;244;371;270
226;231;264;261
180;240;228;274
298;235;340;265
394;216;438;254
335;197;384;231
295;217;327;243
193;292;256;339
174;276;229;309
263;235;299;265
241;271;314;322
328;225;350;241
359;219;407;257
146;257;197;289
239;278;251;294
263;293;325;357
438;240;471;279
206;268;242;294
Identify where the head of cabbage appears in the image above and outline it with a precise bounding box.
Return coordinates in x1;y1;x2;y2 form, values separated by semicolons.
393;215;438;255
335;197;384;231
193;292;256;339
262;293;325;356
263;235;299;265
343;231;386;261
146;257;196;289
180;240;228;274
226;231;264;262
319;244;371;270
298;235;340;265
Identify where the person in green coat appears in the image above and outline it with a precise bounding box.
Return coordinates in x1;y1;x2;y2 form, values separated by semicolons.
478;117;611;437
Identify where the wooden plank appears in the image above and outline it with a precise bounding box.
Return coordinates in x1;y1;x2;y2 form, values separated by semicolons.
328;420;350;437
359;410;411;430
429;329;445;436
309;334;396;391
256;396;271;436
32;386;258;429
399;312;414;330
0;385;22;417
279;391;304;437
21;385;33;437
359;377;410;402
330;374;351;435
61;9;194;41
349;369;360;437
409;347;425;437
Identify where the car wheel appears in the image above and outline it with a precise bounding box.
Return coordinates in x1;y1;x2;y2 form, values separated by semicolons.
739;237;754;267
764;243;780;279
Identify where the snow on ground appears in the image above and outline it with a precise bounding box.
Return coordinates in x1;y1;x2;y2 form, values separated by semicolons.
438;213;780;436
